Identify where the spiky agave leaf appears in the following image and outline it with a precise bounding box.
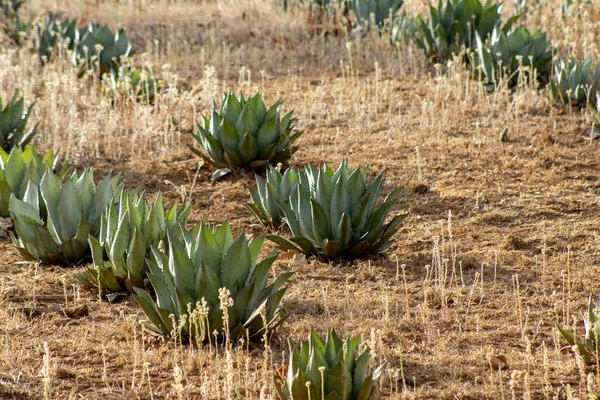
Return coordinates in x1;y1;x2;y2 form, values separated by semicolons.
0;145;68;218
0;92;39;152
276;329;385;400
133;220;292;342
247;166;299;227
9;169;123;265
190;93;303;180
267;161;408;259
558;295;600;365
75;190;191;296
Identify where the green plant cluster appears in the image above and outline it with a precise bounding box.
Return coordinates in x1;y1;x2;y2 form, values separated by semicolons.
0;73;395;396
2;9;158;103
386;0;600;108
292;0;404;31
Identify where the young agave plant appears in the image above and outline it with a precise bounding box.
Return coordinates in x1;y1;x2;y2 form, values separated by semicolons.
0;145;68;217
75;191;191;298
406;0;519;61
550;57;600;107
1;0;24;18
247;167;299;227
75;23;133;75
33;15;79;63
349;0;404;30
0;92;38;152
473;25;552;88
268;162;408;259
390;12;419;46
190;93;303;181
107;67;161;104
9;169;123;265
557;296;600;365
133;220;293;342
275;329;385;400
4;16;31;45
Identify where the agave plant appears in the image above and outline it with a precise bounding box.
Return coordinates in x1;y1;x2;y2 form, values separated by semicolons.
75;191;191;297
558;296;600;365
0;145;67;218
350;0;403;30
1;0;24;18
267;162;408;259
107;67;161;103
33;17;132;75
405;0;519;61
275;329;385;400
473;25;552;87
74;22;132;75
247;167;299;227
390;12;419;45
190;93;303;181
550;57;600;107
4;16;31;45
0;92;38;152
33;15;79;63
133;220;293;341
9;169;123;265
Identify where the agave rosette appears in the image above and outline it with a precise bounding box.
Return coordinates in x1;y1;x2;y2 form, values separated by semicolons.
33;15;79;63
9;169;123;265
247;166;299;227
275;329;385;400
75;191;191;297
75;22;132;75
108;67;161;103
133;220;293;341
550;56;600;107
473;25;552;87
190;93;303;180
268;161;408;259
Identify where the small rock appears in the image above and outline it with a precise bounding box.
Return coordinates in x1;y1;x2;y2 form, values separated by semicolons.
502;235;527;250
485;355;509;370
413;183;430;194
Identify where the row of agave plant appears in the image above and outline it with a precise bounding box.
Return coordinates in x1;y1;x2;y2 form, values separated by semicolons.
0;89;402;397
306;0;600;109
1;2;158;103
399;0;600;108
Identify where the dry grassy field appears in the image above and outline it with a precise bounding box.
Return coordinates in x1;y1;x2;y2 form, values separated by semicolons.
1;0;600;398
